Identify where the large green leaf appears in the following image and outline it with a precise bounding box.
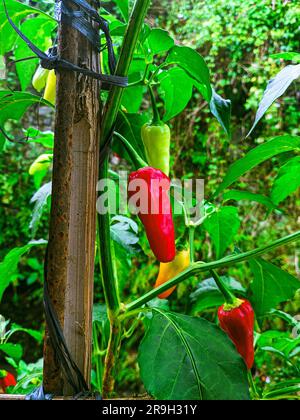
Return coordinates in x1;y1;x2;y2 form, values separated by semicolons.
158;67;194;121
147;28;174;55
138;310;250;400
248;64;300;136
190;276;246;313
0;91;53;145
122;85;144;114
166;46;212;101
0;0;54;55
203;206;240;259
248;258;300;317
0;91;50;125
271;157;300;205
0;240;47;301
214;135;300;197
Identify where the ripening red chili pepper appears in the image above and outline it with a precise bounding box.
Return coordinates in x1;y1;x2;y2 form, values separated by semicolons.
128;167;176;263
0;371;17;392
218;299;255;370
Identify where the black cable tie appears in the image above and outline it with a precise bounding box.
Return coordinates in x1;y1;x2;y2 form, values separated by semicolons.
60;2;101;52
65;0;117;73
3;0;126;88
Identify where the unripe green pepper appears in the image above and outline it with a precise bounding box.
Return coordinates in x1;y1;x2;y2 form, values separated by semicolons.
141;123;170;176
32;65;49;92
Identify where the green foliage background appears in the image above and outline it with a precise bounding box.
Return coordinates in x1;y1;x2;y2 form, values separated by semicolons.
0;0;299;397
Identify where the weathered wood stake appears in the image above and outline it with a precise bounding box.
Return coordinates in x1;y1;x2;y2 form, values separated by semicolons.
43;0;100;395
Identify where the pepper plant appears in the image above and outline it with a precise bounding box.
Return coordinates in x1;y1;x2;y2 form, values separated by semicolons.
0;0;300;400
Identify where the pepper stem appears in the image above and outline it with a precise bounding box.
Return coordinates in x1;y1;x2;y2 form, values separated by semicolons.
189;226;195;264
114;132;148;169
148;85;161;125
210;269;238;306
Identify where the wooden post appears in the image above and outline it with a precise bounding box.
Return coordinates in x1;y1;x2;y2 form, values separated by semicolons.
43;0;100;395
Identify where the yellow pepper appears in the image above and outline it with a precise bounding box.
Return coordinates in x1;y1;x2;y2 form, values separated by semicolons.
154;248;190;299
43;69;56;105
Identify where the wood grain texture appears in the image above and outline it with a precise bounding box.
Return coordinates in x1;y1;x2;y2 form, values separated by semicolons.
43;0;101;395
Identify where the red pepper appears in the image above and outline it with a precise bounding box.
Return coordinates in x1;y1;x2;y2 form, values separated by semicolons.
0;371;17;392
128;167;176;263
218;299;255;370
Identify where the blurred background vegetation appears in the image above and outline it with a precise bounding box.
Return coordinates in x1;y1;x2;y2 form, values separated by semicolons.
0;0;299;396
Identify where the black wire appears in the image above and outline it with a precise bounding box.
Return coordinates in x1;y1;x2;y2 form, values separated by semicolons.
2;0;125;88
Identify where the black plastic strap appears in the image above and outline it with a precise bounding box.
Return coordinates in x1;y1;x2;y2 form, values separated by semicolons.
60;1;101;52
61;0;117;73
3;0;125;88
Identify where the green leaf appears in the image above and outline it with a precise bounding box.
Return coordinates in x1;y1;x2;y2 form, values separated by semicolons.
29;182;52;237
248;258;300;317
27;128;54;149
223;190;276;210
15;17;55;90
166;46;212;101
0;240;47;301
122;84;144;113
210;89;231;137
204;206;240;259
214;135;300;197
0;0;54;55
9;324;43;342
0;92;51;140
257;331;300;359
271;52;300;63
248;65;300;136
114;111;148;162
266;309;300;329
0;343;23;360
190;276;246;313
271;157;300;205
147;29;174;55
112;0;129;21
158;67;194;121
110;215;141;255
138;310;250;400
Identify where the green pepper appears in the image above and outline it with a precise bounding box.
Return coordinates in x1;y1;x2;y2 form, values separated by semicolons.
141;123;171;176
141;86;171;176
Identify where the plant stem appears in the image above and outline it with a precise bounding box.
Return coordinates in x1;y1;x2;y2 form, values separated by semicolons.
114;132;147;169
92;323;103;392
101;0;151;146
99;0;151;398
248;371;260;400
97;160;120;319
189;225;195;264
125;230;300;311
102;318;123;399
148;85;161;125
210;269;236;305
